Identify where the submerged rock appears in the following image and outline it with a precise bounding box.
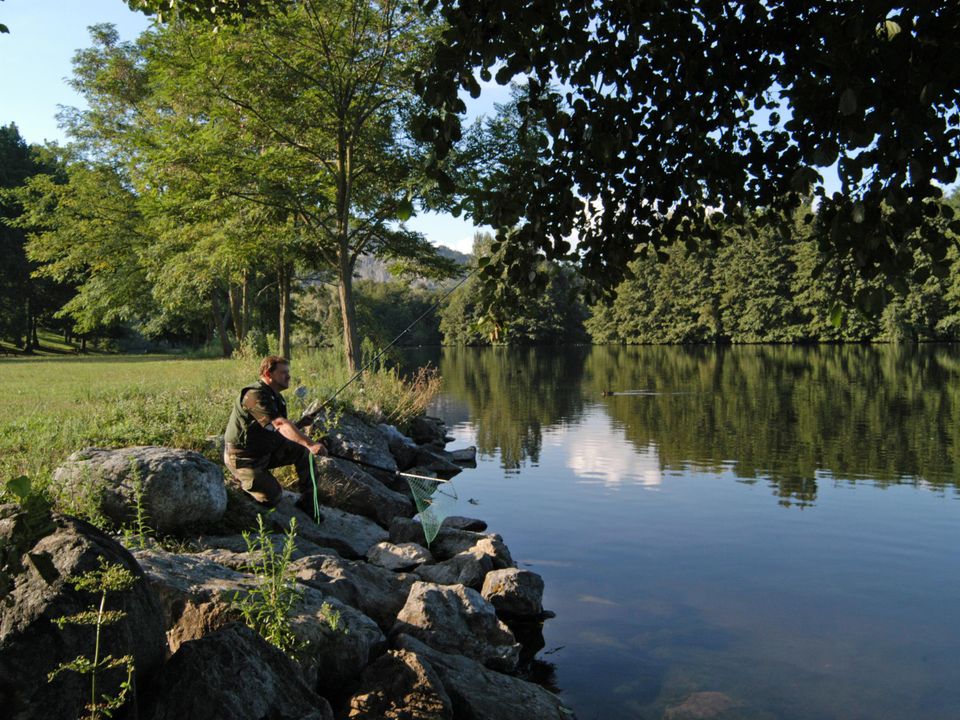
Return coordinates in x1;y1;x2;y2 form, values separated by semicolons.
392;581;520;672
143;623;333;720
53;446;227;534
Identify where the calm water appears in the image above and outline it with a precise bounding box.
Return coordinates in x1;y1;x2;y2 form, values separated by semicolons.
403;345;960;720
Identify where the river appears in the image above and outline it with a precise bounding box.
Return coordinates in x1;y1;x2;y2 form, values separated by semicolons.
401;344;960;720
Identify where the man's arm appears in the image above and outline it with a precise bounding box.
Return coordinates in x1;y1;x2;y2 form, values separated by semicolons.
272;417;327;455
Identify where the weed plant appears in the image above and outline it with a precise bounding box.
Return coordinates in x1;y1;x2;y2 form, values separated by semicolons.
49;558;138;720
0;348;441;503
231;514;305;657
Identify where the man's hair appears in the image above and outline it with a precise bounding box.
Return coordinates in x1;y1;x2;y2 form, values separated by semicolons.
259;355;290;378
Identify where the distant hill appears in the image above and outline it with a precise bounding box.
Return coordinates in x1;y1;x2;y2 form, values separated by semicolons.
353;245;471;285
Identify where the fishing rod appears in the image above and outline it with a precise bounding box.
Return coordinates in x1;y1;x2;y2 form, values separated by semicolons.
296;267;475;429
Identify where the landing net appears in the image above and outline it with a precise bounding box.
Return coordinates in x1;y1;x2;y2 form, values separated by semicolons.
406;475;458;545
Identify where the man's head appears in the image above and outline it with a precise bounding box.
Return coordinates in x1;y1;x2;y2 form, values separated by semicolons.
259;355;291;392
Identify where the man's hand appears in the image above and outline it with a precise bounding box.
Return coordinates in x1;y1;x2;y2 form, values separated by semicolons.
308;442;327;456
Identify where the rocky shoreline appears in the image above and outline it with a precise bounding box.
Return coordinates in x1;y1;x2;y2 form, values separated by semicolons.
0;412;576;720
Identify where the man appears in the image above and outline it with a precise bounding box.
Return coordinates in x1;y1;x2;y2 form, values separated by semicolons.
223;355;327;514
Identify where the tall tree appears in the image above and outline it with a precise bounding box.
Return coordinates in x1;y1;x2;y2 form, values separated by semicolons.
138;1;458;369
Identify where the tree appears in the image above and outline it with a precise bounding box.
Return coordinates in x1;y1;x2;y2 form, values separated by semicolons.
415;0;960;312
136;1;458;369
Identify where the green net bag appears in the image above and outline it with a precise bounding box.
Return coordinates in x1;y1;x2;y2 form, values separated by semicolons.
406;474;458;545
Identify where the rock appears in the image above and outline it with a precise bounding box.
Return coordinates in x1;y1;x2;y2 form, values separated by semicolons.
449;447;477;467
291;554;418;632
395;634;577;720
414;547;493;590
0;509;166;720
344;649;453;720
309;456;414;527
133;548;385;695
291;588;387;698
324;412;398;479
143;623;333;720
663;692;740;720
267;493;388;560
392;581;520;672
193;532;331;566
53;446;227;535
386;436;419;472
367;541;434;571
414;445;462;478
442;515;487;532
390;518;514;568
408;416;447;445
481;568;544;619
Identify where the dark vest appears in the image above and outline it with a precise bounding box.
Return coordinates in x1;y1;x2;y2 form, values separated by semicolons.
223;380;287;455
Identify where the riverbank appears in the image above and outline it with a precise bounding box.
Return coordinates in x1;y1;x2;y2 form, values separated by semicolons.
1;408;574;719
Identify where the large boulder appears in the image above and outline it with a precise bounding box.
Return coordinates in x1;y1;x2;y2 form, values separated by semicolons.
414;546;493;590
291;554;418;632
481;568;545;619
322;412;397;479
143;623;333;720
442;515;487;532
390;518;514;567
391;582;520;672
52;446;227;535
0;506;166;720
344;649;453;720
366;541;434;571
308;457;414;527
133;548;385;696
395;635;577;720
267;493;388;560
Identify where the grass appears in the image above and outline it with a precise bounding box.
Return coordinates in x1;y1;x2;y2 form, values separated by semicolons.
0;348;441;500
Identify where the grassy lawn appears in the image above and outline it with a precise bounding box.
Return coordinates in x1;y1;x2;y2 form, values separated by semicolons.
0;350;438;495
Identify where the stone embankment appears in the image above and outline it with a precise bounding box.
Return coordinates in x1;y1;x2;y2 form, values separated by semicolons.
0;412;575;720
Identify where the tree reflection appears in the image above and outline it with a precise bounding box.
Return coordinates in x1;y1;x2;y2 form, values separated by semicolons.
435;344;960;501
438;346;589;469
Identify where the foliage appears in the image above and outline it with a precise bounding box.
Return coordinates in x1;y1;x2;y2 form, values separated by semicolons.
120;462;153;550
296;279;445;350
49;557;138;720
440;233;587;345
588;200;960;344
417;0;960;315
231;514;304;656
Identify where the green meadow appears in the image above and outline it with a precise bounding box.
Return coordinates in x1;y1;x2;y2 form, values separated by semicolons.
0;351;439;496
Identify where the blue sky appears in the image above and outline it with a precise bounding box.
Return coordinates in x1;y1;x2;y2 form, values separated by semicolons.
0;0;493;253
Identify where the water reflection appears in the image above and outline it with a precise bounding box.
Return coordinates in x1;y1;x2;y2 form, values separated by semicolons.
431;344;960;499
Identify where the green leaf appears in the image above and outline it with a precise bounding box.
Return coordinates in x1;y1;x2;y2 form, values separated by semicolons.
829;302;843;328
6;476;31;501
396;199;414;222
0;23;9;34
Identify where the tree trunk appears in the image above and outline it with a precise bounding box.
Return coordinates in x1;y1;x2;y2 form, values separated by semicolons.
228;283;243;343
23;294;33;353
278;264;292;359
338;246;359;372
210;291;234;358
241;270;250;342
80;334;87;353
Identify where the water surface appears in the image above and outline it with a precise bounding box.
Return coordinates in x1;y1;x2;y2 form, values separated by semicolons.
406;345;960;720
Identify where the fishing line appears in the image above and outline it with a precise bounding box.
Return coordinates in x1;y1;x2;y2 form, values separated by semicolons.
298;267;475;426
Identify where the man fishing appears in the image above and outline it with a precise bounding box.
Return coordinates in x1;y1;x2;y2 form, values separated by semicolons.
223;355;327;513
